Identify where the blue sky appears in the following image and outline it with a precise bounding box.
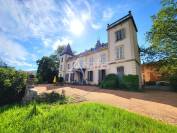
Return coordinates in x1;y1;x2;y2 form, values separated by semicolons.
0;0;161;71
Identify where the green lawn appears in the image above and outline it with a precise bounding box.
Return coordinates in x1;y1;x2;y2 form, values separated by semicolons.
0;103;176;133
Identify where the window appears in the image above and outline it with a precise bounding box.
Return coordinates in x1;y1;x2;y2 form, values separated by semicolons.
61;57;63;62
88;71;93;81
65;74;69;81
60;65;63;71
89;57;93;66
98;69;106;82
115;28;125;41
116;46;124;59
100;54;106;64
68;63;70;69
70;73;74;81
80;60;83;67
117;67;124;78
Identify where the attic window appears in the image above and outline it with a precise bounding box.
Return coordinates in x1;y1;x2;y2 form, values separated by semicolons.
115;28;125;41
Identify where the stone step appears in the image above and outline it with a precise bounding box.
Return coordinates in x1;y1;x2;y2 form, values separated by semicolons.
69;94;87;103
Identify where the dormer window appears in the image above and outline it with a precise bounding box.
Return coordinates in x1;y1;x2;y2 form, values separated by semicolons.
115;28;125;41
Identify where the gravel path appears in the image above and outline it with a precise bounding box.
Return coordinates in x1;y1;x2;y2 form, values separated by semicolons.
34;85;177;125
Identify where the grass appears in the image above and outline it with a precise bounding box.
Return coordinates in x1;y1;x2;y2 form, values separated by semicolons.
0;102;177;133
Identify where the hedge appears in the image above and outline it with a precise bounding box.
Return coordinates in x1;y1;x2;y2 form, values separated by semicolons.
120;75;139;91
0;68;28;105
169;75;177;91
100;74;140;91
99;74;119;89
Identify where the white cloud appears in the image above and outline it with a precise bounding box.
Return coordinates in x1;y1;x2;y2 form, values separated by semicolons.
102;8;114;20
0;0;99;47
0;35;33;67
52;38;72;50
91;23;102;30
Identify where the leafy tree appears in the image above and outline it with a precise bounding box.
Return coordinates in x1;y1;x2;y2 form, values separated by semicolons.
36;56;58;83
49;45;65;60
0;68;27;105
50;45;65;66
55;45;65;55
143;0;177;76
36;45;65;83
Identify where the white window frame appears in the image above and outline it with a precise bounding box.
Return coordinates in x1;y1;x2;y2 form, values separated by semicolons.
80;60;83;67
116;46;124;59
89;57;94;66
100;53;106;64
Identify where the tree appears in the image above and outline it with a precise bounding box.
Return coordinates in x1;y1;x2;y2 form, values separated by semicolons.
49;45;65;66
144;0;177;76
55;45;65;55
36;45;65;83
0;68;27;105
36;56;58;83
50;45;65;60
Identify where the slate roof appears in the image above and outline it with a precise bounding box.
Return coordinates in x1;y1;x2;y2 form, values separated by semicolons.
77;40;108;57
60;44;73;56
107;11;138;32
66;40;108;61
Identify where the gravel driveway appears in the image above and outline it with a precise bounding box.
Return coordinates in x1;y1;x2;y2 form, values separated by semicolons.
34;85;177;125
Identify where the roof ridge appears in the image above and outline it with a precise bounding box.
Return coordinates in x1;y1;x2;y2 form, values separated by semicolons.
107;11;138;32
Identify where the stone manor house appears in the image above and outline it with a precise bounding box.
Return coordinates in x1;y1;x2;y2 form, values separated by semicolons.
59;11;141;85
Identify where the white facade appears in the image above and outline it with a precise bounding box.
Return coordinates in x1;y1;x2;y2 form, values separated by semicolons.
59;12;141;85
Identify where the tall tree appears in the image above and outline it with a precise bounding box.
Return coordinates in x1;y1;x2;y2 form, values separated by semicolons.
50;46;64;60
144;0;177;75
36;56;58;83
50;45;64;65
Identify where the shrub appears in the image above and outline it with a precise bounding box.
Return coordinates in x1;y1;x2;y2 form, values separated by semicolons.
58;77;64;82
120;75;139;91
169;75;177;91
0;68;28;106
58;77;64;85
36;91;66;104
99;74;119;89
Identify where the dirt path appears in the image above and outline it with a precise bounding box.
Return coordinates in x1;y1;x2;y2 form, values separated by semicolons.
34;85;177;125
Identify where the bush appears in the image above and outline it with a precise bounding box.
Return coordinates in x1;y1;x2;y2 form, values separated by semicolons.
99;74;119;89
36;91;66;104
0;68;28;106
58;77;64;85
169;75;177;91
120;75;139;91
58;77;64;82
